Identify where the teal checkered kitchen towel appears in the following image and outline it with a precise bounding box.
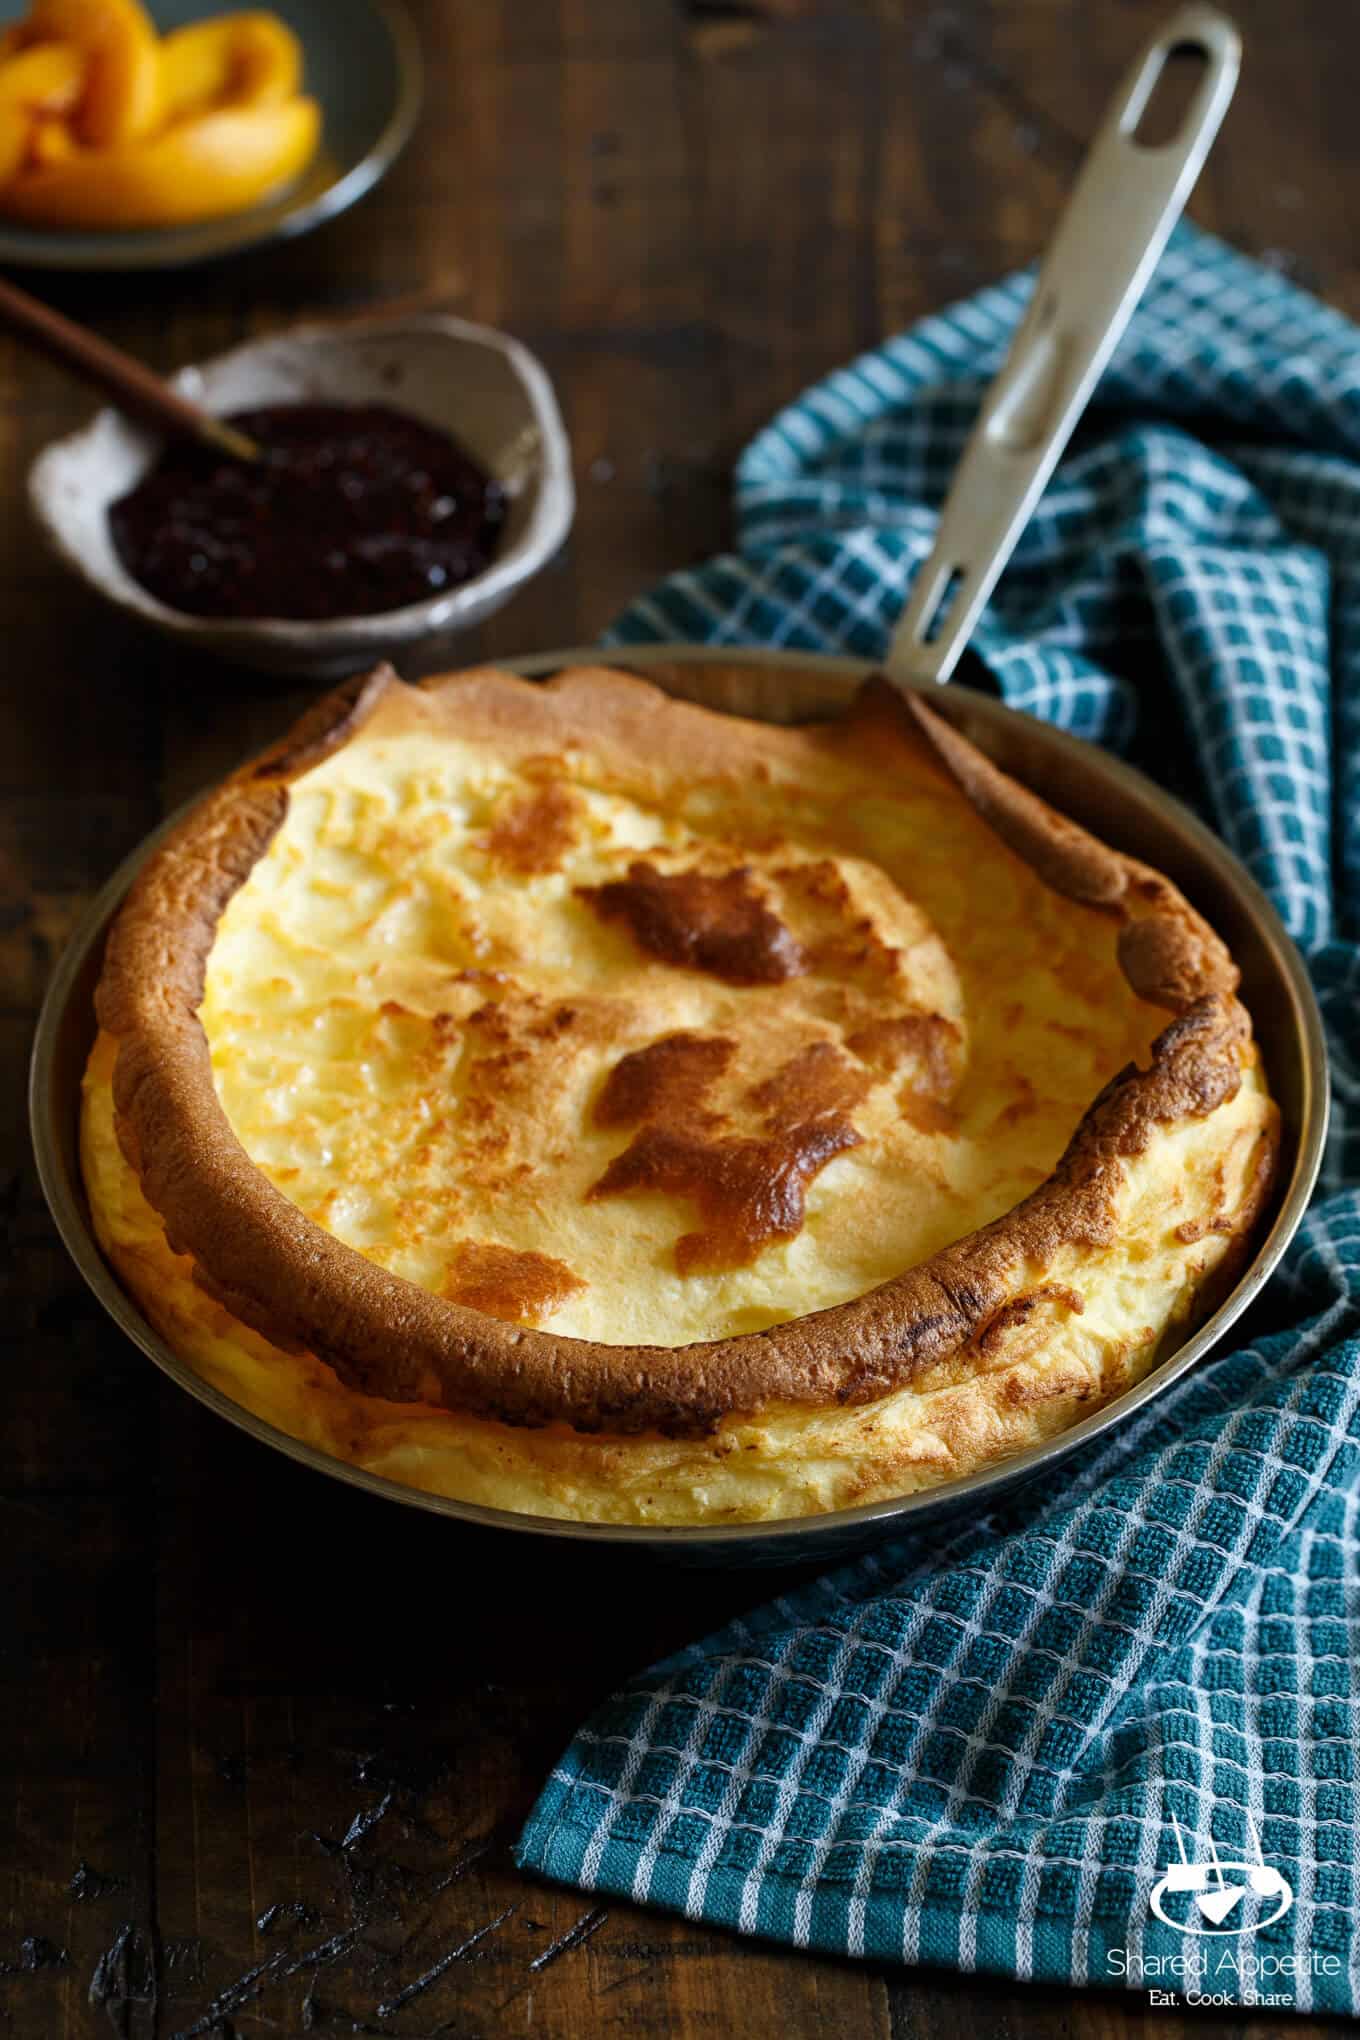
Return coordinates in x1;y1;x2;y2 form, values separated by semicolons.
516;225;1360;2013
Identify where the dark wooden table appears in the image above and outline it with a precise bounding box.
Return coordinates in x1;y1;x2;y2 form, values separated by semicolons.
6;3;1357;2034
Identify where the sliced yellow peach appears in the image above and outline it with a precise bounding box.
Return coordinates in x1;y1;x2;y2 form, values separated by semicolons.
157;12;303;122
1;94;321;227
0;24;36;63
0;41;85;184
0;38;85;108
229;12;302;105
0;106;31;183
27;114;78;166
26;0;160;146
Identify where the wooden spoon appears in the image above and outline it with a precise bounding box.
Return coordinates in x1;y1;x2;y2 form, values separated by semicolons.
0;271;259;460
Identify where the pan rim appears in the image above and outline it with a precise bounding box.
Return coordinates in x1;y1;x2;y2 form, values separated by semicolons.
29;644;1331;1554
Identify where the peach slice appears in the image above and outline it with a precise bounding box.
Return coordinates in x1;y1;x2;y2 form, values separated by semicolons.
25;0;160;146
156;12;303;121
26;113;79;168
0;40;84;183
2;94;321;227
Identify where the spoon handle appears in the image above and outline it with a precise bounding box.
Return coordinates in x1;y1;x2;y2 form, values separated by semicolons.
884;3;1239;689
0;272;258;461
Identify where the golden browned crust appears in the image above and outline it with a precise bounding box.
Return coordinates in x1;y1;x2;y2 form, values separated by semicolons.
94;662;1265;1439
891;687;1239;1009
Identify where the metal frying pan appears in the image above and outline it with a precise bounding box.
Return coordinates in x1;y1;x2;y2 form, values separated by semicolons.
29;7;1329;1565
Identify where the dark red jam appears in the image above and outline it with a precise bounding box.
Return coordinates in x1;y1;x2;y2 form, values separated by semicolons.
108;402;507;622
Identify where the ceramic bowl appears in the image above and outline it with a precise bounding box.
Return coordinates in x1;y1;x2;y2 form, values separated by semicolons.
28;316;575;677
0;0;422;271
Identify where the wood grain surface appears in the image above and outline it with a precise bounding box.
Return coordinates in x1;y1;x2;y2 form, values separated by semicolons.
4;2;1357;2034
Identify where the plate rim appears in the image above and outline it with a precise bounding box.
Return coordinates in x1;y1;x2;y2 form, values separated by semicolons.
29;644;1332;1555
0;0;423;273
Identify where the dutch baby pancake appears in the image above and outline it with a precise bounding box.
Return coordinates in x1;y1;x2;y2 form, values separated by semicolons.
81;662;1278;1522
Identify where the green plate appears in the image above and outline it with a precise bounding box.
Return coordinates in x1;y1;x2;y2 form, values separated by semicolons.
0;0;421;270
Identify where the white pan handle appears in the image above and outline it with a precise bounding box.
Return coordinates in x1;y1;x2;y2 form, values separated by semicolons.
884;4;1240;689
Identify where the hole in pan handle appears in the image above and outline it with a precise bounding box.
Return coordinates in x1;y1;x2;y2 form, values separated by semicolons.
883;3;1240;692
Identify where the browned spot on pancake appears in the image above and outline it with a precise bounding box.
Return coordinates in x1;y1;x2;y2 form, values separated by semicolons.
849;1012;960;1097
1044;1017;1100;1049
992;1075;1037;1130
588;1117;861;1272
1174;1212;1236;1244
774;859;902;986
1001;1364;1096;1409
900;1088;959;1135
595;1031;735;1129
581;861;806;983
519;749;581;779
1174;1153;1263;1250
442;1240;586;1324
749;1041;871;1128
455;989;628;1187
483;779;581;874
465;988;621;1055
975;1282;1084;1358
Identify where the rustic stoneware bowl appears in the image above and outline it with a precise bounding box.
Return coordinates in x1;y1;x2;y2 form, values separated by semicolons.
28;316;575;677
